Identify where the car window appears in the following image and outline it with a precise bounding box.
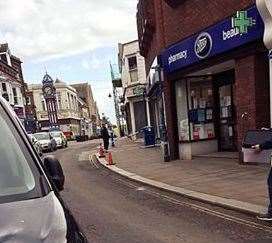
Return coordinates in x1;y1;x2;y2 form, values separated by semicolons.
51;132;62;138
0;104;47;203
34;133;50;140
0;114;36;197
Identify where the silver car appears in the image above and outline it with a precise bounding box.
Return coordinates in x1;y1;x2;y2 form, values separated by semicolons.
33;132;57;152
28;134;43;156
50;131;68;148
0;94;87;242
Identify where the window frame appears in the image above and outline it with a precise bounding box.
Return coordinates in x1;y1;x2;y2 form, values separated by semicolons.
176;77;216;143
127;55;138;71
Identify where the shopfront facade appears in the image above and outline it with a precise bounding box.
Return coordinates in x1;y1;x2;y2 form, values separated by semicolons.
124;84;148;139
161;5;270;159
146;57;166;141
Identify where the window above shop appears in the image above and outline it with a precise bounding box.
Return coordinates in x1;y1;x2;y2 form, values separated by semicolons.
26;96;31;105
1;82;9;102
12;87;18;105
128;56;137;71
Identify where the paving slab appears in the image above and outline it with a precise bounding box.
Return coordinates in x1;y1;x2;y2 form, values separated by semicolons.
94;138;270;215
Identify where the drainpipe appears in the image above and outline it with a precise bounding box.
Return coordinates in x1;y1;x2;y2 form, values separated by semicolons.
146;97;151;127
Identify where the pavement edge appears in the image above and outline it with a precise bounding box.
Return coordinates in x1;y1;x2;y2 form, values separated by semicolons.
93;154;266;217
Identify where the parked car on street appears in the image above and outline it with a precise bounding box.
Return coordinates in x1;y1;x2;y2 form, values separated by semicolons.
28;134;43;156
33;132;57;152
50;131;68;148
0;96;87;242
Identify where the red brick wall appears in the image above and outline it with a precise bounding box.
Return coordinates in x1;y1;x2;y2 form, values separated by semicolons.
234;52;270;149
139;0;255;73
162;0;254;47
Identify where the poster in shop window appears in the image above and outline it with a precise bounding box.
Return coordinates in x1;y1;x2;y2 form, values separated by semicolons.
180;119;189;141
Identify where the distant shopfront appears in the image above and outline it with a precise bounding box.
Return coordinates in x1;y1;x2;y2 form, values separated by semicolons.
124;84;148;139
161;5;269;159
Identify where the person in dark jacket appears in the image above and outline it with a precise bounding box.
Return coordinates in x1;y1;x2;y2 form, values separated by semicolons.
101;124;110;151
252;140;272;221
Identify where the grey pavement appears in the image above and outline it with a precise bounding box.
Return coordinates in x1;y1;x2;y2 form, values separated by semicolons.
98;138;270;214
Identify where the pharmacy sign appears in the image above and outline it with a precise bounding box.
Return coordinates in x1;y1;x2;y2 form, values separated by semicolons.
232;11;256;35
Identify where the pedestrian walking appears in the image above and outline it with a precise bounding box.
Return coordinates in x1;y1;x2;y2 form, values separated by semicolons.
109;126;115;147
252;139;272;221
101;123;110;152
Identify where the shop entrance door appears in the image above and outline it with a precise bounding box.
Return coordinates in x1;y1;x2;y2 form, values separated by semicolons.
214;71;236;151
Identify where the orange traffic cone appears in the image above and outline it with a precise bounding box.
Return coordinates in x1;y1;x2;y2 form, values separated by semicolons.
107;152;115;165
98;144;105;158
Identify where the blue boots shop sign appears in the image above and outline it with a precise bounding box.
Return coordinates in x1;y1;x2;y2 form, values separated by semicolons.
161;6;264;74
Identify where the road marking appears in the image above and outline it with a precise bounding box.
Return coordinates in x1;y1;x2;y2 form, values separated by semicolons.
136;187;146;191
113;177;272;233
89;154;100;168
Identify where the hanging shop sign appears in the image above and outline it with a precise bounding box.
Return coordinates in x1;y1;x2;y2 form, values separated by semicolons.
161;6;264;74
126;84;146;98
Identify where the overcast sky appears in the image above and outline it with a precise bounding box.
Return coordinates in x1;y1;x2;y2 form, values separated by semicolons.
0;0;138;123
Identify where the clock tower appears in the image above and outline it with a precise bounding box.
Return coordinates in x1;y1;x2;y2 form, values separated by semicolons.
42;73;59;128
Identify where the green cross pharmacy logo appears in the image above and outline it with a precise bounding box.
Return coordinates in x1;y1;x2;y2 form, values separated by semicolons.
232;11;256;35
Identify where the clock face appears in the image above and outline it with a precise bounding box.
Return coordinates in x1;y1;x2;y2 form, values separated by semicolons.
44;86;53;96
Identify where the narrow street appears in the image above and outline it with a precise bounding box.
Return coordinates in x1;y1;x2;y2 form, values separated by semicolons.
49;140;272;243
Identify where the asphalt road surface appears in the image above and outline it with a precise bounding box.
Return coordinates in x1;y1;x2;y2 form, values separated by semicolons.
48;140;272;243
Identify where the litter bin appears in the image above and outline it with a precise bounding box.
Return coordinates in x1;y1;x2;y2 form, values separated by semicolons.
242;129;272;164
141;126;155;147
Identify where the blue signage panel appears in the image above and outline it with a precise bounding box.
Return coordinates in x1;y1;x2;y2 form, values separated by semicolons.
161;6;264;74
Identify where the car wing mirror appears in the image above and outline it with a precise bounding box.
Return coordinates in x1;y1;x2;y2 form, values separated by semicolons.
43;156;65;191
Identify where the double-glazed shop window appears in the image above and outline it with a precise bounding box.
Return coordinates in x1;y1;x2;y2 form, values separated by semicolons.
176;77;215;142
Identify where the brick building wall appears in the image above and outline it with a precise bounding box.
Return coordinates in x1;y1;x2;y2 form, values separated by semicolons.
137;0;269;160
138;0;255;71
234;52;270;149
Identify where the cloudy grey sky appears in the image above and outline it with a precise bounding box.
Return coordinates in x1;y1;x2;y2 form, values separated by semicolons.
0;0;138;123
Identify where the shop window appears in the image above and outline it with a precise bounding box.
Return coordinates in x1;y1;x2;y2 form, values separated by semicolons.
176;81;189;141
188;79;215;141
176;77;215;142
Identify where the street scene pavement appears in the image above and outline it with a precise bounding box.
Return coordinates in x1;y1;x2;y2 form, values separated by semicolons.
49;140;272;243
105;138;269;210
